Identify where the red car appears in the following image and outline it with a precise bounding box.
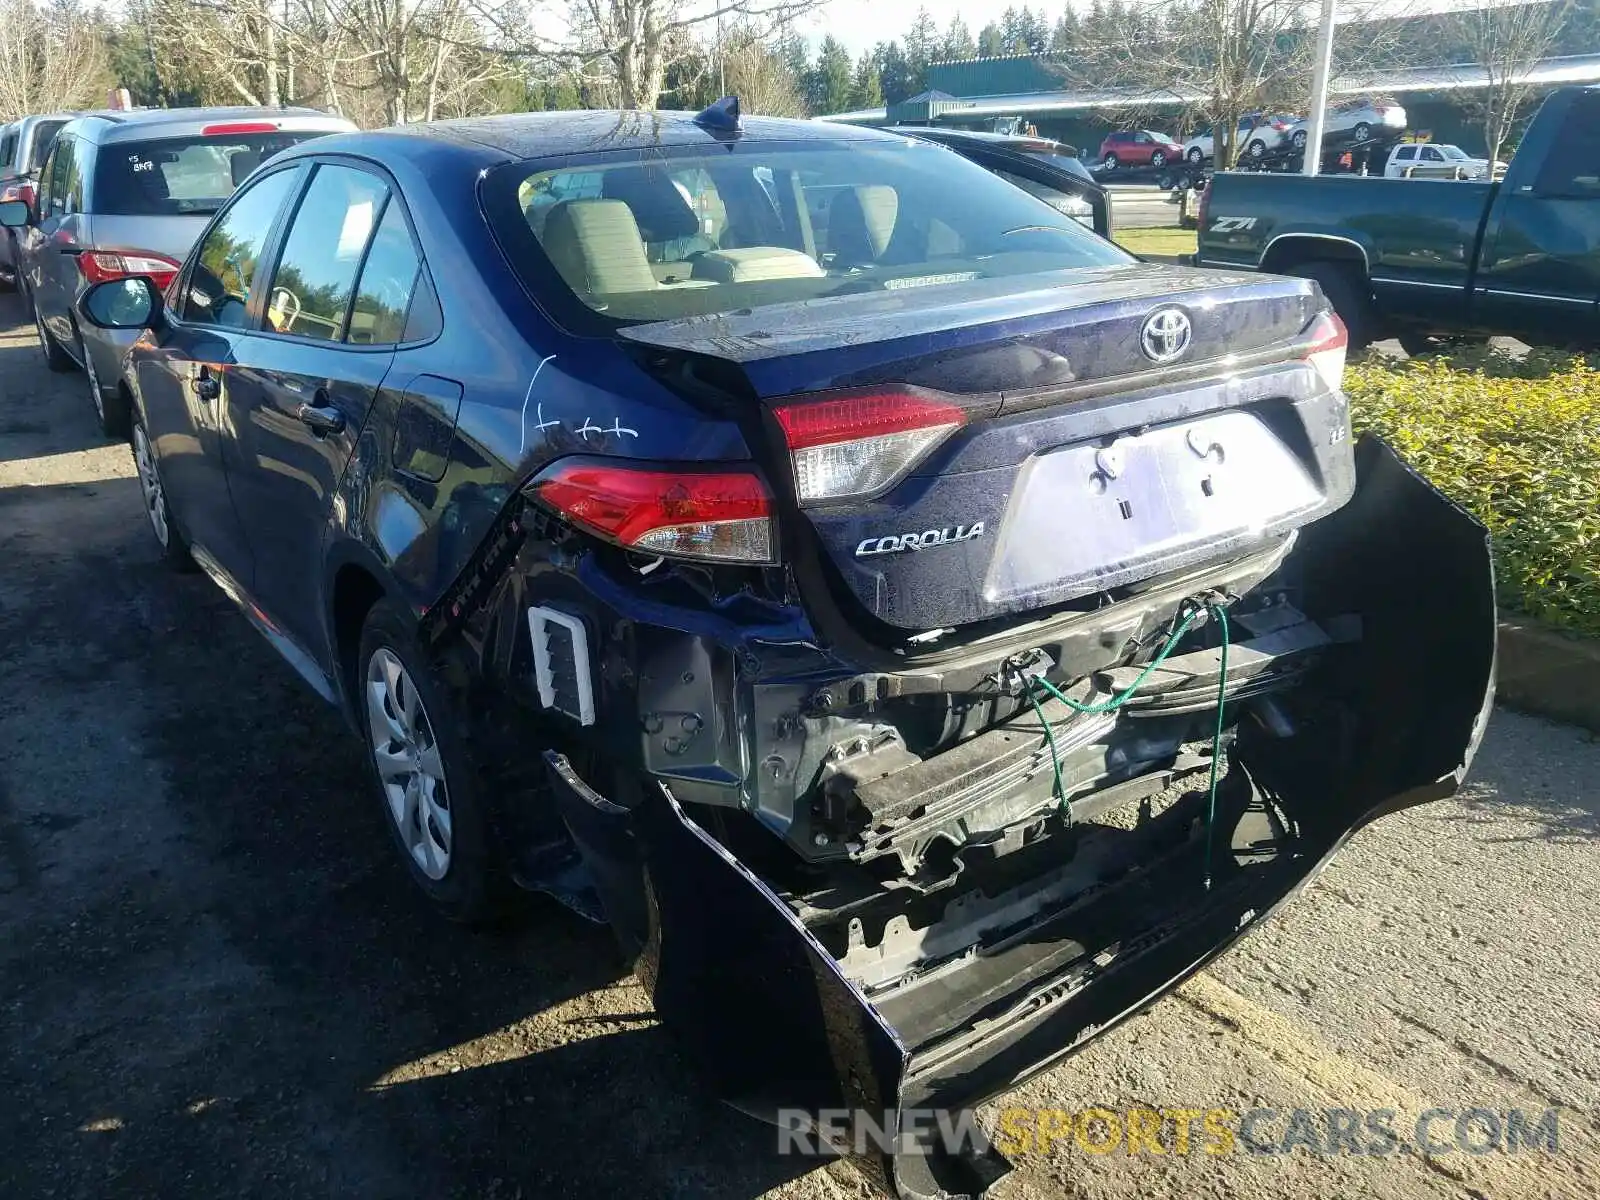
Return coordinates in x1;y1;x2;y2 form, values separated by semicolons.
1098;129;1186;170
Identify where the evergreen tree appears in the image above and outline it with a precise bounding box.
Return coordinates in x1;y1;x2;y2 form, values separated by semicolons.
848;51;883;109
904;6;939;91
1050;9;1083;54
977;21;1006;56
807;34;853;115
941;15;976;61
874;39;913;105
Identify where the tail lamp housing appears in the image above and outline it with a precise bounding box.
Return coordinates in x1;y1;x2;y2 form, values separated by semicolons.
771;387;968;506
77;248;182;291
1301;310;1348;392
533;461;775;564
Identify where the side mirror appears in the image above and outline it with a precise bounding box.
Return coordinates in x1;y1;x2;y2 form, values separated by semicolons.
0;199;30;228
78;276;162;331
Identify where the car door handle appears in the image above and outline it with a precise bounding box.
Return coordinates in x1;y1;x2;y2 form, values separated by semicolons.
193;368;220;401
296;396;346;436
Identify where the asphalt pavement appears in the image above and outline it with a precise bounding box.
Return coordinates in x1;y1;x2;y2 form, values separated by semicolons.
1;292;1596;1200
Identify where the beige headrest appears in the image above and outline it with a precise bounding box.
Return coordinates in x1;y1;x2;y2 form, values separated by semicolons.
541;199;658;296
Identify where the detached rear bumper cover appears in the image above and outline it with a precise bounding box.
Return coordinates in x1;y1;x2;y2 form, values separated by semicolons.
544;438;1495;1199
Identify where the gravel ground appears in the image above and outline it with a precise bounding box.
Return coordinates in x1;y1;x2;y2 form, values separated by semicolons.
1;292;1596;1200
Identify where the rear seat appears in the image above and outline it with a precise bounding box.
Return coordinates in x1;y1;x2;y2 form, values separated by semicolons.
540;199;712;296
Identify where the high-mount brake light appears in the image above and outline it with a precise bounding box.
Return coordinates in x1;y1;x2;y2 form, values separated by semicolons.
534;463;775;564
76;249;182;290
772;388;967;505
1301;310;1348;392
202;122;278;136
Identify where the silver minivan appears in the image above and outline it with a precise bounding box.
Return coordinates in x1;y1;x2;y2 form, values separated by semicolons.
4;106;355;434
0;113;77;289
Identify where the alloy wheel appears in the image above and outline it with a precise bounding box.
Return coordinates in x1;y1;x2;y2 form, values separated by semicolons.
132;425;170;548
366;647;453;881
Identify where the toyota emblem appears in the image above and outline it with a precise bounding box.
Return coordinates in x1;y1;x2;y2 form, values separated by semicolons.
1140;308;1193;363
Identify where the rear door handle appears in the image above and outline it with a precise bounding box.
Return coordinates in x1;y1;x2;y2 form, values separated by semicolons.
193;367;220;401
296;393;346;436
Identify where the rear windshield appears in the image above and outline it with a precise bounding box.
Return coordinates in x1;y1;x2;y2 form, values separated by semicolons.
484;139;1130;328
91;132;325;216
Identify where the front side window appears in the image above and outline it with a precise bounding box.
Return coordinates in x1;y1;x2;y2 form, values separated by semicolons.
1421;146;1443;162
43;138;71;215
486;140;1130;329
182;167;301;327
93;132;326;218
265;164;388;341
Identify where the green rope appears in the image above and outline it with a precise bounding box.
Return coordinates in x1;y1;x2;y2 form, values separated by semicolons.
1026;684;1067;811
1026;596;1233;890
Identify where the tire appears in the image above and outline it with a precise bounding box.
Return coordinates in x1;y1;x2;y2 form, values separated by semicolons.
84;342;130;439
1151;151;1167;168
1103;152;1119;171
1291;129;1308;151
131;414;193;569
1352;122;1371;142
31;292;74;373
357;598;514;925
1187;147;1204;164
1283;260;1375;349
1247;139;1267;157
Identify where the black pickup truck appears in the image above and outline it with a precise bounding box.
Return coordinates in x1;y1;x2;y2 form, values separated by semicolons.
1196;85;1600;350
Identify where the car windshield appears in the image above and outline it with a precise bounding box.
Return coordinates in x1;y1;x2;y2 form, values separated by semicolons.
488;140;1130;327
1437;145;1468;160
91;132;324;216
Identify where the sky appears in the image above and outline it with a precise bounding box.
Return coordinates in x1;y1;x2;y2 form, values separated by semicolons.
796;0;984;57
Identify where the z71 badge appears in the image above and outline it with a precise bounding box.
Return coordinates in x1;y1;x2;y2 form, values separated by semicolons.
855;523;986;557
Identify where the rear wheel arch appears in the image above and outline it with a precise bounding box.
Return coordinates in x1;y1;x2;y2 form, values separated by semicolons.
331;558;389;719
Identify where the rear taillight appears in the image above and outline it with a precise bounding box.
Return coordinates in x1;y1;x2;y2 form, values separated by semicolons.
772;388;967;505
77;249;181;290
534;463;774;563
1302;310;1348;391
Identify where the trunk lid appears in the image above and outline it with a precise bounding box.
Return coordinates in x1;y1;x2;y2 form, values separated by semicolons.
624;266;1337;633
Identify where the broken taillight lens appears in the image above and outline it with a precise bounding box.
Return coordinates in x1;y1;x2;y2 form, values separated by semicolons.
534;463;775;563
772;387;967;505
77;248;182;291
1302;310;1348;392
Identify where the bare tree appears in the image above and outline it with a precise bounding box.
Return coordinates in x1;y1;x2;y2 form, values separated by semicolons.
0;0;112;118
1060;0;1427;169
516;0;826;110
1455;0;1572;164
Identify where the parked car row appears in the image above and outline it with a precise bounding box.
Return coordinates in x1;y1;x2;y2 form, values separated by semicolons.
1;105;357;434
0;95;1496;1199
1143;97;1411;171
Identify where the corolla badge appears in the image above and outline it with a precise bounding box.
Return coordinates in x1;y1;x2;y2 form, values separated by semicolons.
1140;307;1193;363
855;523;985;557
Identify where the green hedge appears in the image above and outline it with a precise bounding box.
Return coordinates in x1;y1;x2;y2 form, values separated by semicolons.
1347;348;1600;637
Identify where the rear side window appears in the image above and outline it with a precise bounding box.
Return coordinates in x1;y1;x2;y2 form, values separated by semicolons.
1395;146;1416;161
0;129;16;173
182;167;301;327
348;200;422;345
265;164;388;342
92;132;325;217
1535;96;1600;197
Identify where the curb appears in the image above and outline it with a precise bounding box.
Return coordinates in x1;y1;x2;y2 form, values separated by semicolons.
1496;618;1600;733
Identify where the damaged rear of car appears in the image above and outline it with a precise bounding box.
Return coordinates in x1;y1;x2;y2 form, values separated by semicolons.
425;117;1497;1198
104;111;1493;1198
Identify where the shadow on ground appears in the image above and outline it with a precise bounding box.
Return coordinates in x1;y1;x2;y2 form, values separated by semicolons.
0;471;828;1199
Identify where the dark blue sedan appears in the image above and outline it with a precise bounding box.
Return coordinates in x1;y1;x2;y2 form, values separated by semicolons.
73;100;1493;1197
